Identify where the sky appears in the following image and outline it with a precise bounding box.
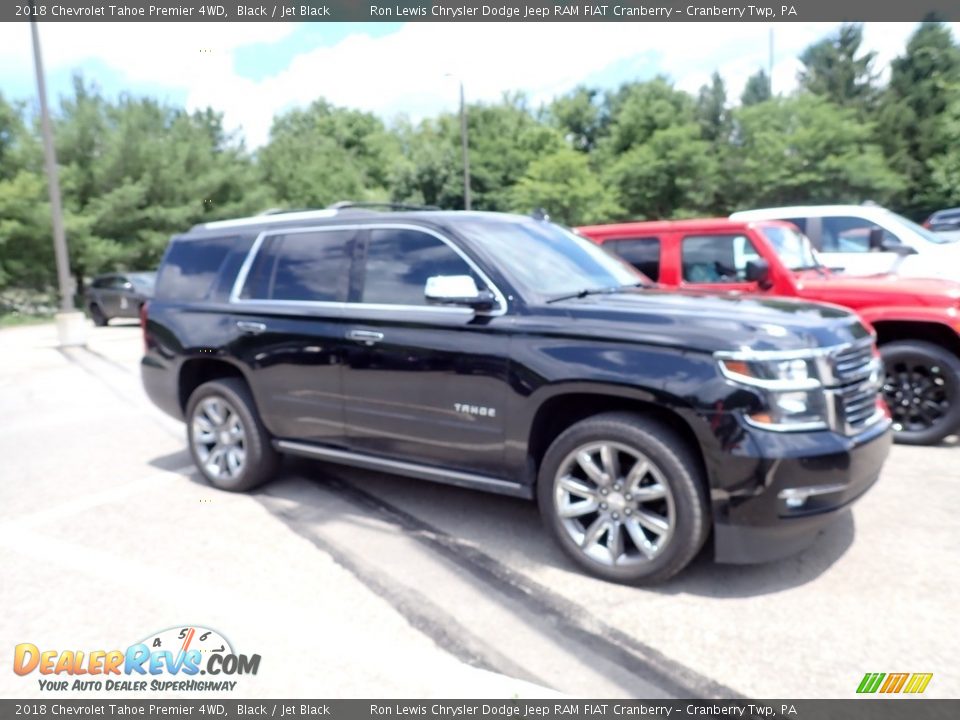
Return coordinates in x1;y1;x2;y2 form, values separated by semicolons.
1;21;958;148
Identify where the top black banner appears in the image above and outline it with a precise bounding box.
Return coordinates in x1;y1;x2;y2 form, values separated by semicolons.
6;0;960;23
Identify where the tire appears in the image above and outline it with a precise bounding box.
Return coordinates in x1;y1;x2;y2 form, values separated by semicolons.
89;303;108;326
537;412;710;585
185;378;279;491
880;340;960;445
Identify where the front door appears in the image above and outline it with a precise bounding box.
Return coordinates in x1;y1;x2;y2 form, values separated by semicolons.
677;232;765;293
341;226;512;478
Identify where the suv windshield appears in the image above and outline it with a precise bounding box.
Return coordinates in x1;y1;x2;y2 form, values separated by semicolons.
760;224;821;270
457;218;644;298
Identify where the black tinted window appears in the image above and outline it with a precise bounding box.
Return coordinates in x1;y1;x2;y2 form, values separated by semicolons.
239;238;280;300
267;231;352;302
610;237;661;281
155;237;234;301
681;234;758;283
361;229;477;306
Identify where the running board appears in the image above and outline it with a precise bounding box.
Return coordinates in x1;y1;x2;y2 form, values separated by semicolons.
273;440;533;499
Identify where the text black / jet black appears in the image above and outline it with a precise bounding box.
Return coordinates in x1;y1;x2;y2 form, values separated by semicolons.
141;206;892;583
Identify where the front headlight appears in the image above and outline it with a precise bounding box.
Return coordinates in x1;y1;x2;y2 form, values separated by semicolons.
717;354;829;431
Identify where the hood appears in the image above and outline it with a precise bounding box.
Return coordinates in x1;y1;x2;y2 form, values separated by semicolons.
539;288;869;355
796;273;960;309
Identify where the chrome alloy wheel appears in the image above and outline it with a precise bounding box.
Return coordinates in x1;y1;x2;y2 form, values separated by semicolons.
191;396;247;481
554;442;675;566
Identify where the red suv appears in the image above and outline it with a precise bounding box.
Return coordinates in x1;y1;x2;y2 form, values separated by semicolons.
577;218;960;445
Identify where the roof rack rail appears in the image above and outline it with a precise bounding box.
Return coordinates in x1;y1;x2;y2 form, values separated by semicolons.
258;208;317;215
327;201;441;212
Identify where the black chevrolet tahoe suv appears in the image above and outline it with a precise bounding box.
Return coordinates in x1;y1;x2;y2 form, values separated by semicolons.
141;206;892;583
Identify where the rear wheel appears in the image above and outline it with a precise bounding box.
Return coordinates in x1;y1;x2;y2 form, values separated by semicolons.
186;378;278;491
89;303;108;326
537;412;709;584
881;340;960;445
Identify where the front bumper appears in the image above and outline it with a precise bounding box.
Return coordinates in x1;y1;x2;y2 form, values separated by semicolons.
712;418;892;564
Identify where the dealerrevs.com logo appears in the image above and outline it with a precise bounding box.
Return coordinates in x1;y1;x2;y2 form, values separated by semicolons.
13;626;261;693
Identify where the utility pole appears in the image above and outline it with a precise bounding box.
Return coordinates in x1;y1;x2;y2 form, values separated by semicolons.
768;27;775;97
30;2;86;345
458;79;471;211
446;73;471;211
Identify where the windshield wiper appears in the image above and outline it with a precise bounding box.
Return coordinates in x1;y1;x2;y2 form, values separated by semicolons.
545;282;648;304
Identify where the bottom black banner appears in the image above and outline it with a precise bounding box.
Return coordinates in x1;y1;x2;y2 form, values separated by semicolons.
0;700;956;720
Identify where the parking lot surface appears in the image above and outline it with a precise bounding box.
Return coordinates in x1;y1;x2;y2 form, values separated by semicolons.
1;322;957;699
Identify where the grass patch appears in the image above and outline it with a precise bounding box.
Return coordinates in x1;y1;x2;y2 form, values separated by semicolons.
0;312;55;328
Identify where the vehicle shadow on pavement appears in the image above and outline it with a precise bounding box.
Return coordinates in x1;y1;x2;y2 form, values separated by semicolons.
143;451;858;600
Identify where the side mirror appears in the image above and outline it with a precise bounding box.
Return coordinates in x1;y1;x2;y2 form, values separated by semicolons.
868;226;885;251
424;275;496;311
745;258;772;289
884;241;917;256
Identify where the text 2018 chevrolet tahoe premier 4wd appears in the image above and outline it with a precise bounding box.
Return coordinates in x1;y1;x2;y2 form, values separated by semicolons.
141;207;892;583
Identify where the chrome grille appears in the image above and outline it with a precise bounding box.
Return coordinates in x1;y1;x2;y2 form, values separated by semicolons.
832;343;876;383
838;382;880;430
826;341;884;434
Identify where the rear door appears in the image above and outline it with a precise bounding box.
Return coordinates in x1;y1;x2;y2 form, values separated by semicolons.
340;225;512;478
229;226;356;445
603;237;662;282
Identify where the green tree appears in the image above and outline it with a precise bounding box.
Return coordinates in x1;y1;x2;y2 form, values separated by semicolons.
605;123;720;219
798;23;878;110
877;21;960;215
741;70;772;106
600;77;695;156
508;147;621;225
259;99;398;208
547;86;605;152
728;95;902;208
695;71;730;143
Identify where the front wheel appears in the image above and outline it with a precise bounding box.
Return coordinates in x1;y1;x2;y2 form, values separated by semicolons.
89;303;108;326
185;378;279;491
881;340;960;445
537;412;709;584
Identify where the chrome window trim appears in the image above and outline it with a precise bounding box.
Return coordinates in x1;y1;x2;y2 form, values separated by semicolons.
228;223;508;317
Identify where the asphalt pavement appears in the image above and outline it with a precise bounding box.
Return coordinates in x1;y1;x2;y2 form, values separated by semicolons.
1;322;957;699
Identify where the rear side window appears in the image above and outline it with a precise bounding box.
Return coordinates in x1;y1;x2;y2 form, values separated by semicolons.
608;237;661;281
155;237;235;301
240;230;353;302
360;228;479;306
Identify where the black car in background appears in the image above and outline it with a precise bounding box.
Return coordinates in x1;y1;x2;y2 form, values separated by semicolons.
140;205;892;583
85;272;156;326
924;207;960;242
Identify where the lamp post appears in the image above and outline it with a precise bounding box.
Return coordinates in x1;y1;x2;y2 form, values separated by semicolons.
446;74;471;211
29;4;86;345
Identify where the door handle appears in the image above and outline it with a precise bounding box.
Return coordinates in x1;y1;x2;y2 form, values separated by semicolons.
236;320;267;335
347;329;384;344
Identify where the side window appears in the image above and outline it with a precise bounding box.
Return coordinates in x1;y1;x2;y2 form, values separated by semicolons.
681;234;757;283
155;237;235;301
361;228;480;306
782;217;807;234
263;231;352;302
610;237;661;281
820;216;900;252
92;277;109;289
